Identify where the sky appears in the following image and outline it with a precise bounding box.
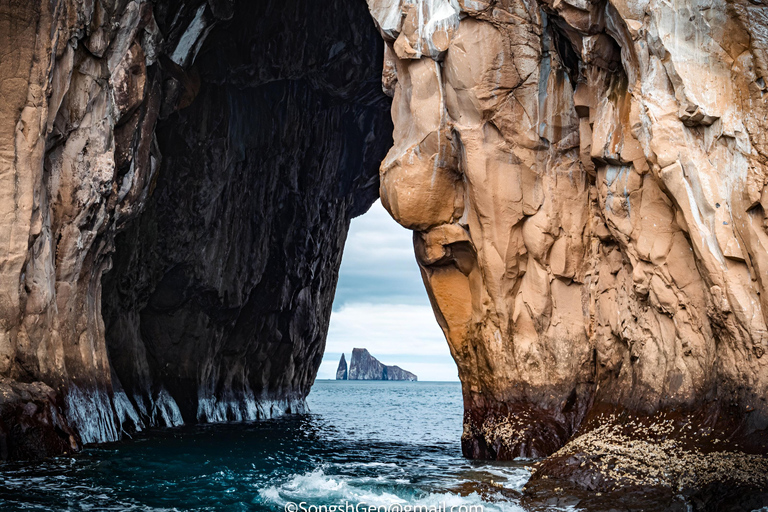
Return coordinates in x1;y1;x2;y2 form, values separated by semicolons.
315;200;459;381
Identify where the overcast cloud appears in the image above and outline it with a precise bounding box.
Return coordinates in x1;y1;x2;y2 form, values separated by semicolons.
316;200;459;381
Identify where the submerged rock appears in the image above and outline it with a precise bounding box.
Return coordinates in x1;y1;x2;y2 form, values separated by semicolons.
347;348;417;381
336;354;348;380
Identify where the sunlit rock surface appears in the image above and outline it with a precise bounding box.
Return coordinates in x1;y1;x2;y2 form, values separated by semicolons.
348;348;418;381
0;0;390;457
366;0;768;498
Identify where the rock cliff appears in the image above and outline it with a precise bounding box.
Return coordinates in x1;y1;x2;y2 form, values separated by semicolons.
2;0;768;502
366;0;768;499
336;354;348;380
0;0;390;455
347;348;418;380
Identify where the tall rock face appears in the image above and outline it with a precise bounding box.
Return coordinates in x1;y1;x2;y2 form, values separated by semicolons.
366;0;768;496
0;0;391;456
347;348;418;381
336;354;348;380
0;0;170;453
100;0;392;430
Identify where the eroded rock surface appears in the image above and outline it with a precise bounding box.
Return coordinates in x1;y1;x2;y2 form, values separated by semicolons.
366;0;768;497
0;0;391;456
0;0;169;451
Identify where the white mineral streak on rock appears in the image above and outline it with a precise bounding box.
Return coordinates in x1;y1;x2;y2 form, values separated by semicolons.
113;388;144;433
367;0;404;39
197;391;258;423
171;4;209;66
196;392;306;423
369;0;460;58
651;1;729;127
66;385;120;444
152;388;184;427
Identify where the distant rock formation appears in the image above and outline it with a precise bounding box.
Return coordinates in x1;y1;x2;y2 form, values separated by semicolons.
382;365;417;381
345;348;417;381
336;354;348;380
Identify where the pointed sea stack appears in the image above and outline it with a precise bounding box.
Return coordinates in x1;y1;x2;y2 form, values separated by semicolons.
336;354;348;380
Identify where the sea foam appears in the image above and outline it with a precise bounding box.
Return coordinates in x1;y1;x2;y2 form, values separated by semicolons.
258;466;533;512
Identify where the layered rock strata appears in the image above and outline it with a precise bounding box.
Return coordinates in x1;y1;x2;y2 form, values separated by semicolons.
366;0;768;497
0;0;391;456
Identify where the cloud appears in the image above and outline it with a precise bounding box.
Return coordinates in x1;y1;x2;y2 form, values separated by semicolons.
325;303;448;356
333;200;429;307
317;200;459;382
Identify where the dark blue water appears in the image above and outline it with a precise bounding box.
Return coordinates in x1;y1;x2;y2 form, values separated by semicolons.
0;381;538;512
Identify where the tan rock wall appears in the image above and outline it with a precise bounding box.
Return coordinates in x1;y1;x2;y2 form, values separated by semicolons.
366;0;768;467
0;0;162;445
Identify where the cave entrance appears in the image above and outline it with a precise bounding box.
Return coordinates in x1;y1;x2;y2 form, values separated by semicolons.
316;200;456;382
98;0;426;437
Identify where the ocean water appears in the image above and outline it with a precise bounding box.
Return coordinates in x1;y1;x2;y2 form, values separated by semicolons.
0;381;544;512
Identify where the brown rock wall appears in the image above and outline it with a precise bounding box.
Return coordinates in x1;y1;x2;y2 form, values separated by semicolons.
0;0;166;447
366;0;768;493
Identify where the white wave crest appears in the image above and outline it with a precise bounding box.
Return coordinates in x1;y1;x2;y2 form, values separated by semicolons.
476;466;532;492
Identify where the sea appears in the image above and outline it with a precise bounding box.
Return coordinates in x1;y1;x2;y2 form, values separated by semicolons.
4;380;753;511
0;381;545;511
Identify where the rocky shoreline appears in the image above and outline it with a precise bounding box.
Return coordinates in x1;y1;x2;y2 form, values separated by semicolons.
529;411;768;499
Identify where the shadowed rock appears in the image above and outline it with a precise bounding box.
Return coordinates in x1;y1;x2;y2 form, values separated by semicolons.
336;354;348;380
0;0;391;458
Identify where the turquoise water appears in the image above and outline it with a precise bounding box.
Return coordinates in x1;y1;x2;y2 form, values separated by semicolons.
0;381;538;511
